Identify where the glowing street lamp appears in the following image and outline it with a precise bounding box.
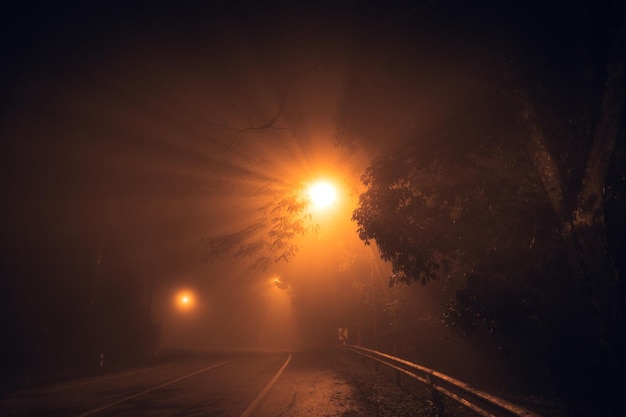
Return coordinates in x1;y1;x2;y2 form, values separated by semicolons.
175;290;195;311
307;180;338;209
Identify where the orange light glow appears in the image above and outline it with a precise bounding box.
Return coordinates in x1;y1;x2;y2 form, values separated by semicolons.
175;290;195;311
307;181;338;209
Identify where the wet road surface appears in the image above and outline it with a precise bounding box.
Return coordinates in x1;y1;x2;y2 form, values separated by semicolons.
0;350;378;416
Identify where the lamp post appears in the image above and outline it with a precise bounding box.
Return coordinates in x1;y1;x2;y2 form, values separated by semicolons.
370;247;378;350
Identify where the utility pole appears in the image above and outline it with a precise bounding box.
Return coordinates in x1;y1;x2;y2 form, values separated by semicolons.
370;248;378;350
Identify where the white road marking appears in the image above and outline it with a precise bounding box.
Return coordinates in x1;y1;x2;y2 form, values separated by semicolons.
239;353;292;417
77;358;238;416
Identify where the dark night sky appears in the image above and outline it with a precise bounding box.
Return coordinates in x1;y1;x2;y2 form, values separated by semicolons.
1;1;391;349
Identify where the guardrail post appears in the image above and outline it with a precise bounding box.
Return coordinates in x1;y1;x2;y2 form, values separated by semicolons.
425;374;445;416
430;387;445;416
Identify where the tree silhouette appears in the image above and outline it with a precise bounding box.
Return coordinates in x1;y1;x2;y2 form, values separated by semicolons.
336;0;625;411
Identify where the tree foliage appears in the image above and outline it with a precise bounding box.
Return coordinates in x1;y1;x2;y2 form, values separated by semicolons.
200;183;316;270
337;0;626;409
352;96;557;287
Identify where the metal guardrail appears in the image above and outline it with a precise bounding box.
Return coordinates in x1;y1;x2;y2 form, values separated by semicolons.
345;345;542;417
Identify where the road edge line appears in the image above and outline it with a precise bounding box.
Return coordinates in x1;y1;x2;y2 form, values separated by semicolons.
239;352;292;417
77;358;238;416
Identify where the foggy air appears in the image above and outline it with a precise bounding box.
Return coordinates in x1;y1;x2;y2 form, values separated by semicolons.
1;1;625;416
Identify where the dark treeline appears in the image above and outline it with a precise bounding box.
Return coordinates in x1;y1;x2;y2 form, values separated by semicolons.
0;231;159;392
333;0;625;414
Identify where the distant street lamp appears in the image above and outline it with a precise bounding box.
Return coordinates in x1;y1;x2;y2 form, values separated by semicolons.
175;289;196;311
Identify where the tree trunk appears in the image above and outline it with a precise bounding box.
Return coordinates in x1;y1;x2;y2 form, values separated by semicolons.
502;10;625;408
570;11;626;413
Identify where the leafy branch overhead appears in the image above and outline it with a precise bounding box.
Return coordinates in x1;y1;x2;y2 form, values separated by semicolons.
198;64;324;269
200;185;317;271
205;65;316;162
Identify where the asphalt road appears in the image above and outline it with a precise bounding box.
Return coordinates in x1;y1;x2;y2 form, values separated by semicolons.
0;350;378;417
